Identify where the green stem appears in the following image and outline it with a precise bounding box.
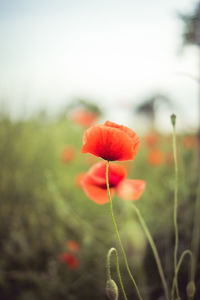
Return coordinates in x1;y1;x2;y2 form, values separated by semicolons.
171;115;180;300
132;203;169;300
106;161;143;300
107;247;128;300
171;250;194;300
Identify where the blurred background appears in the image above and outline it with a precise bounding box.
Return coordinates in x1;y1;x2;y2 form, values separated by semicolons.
0;0;200;132
0;0;200;299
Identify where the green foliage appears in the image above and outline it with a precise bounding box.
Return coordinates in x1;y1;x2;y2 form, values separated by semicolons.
0;112;199;299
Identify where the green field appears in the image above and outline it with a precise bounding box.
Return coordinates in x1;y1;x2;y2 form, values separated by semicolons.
0;112;199;300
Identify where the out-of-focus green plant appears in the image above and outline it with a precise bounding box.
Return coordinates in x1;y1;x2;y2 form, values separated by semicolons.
0;111;199;299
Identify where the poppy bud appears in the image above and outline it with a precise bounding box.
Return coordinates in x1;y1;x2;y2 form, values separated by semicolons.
171;114;176;126
186;281;195;298
105;279;119;300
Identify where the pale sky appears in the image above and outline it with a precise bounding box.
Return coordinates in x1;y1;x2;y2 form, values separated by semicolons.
0;0;199;131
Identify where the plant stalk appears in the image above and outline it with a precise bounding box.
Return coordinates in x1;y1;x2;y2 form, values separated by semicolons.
107;247;128;300
106;161;143;300
132;203;169;300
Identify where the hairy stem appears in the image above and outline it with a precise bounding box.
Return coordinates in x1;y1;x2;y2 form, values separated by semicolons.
132;203;169;300
106;161;143;300
171;115;180;300
107;247;128;300
171;250;194;300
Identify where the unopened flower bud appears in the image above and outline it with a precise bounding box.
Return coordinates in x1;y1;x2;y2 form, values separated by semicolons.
171;114;176;126
105;279;119;300
186;281;196;298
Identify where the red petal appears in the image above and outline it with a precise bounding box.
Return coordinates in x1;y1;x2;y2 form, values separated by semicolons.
66;240;80;252
116;179;145;201
81;122;140;161
104;121;139;142
87;161;127;188
59;253;79;269
81;173;114;204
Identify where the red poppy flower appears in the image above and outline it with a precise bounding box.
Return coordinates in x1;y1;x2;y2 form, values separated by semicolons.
147;149;164;166
71;109;98;127
66;240;80;252
61;146;76;163
81;161;126;204
81;121;140;161
143;132;159;148
59;252;79;270
116;180;145;201
81;161;145;204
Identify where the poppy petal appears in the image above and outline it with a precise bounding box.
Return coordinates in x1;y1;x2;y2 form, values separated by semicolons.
81;122;140;161
104;121;139;141
87;161;127;188
66;240;80;252
59;253;79;269
81;173;114;204
116;179;145;201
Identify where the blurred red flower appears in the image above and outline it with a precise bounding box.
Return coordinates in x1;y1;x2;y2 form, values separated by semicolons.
61;146;76;163
66;240;80;252
71;109;98;127
143;132;159;148
81;121;140;161
59;253;79;270
81;161;126;204
81;161;145;204
147;149;164;166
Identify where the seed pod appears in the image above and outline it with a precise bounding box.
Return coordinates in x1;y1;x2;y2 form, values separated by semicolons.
170;114;176;126
105;279;119;300
186;281;196;298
